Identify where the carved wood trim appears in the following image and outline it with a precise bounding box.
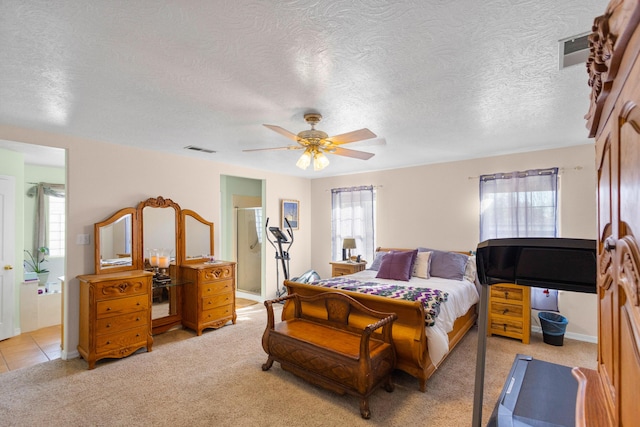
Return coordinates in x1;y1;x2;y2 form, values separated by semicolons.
203;266;233;280
140;196;179;210
586;0;640;137
100;280;144;296
599;250;614;290
586;11;616;137
618;237;640;306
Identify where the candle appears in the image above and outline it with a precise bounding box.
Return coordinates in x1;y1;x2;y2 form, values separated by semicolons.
150;255;159;266
158;256;170;268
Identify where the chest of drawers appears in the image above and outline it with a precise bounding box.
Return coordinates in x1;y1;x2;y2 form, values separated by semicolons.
77;270;154;369
180;262;236;335
487;283;531;344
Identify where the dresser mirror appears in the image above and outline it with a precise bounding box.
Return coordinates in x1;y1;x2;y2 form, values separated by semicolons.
94;207;138;275
141;205;178;265
137;196;182;330
182;209;214;264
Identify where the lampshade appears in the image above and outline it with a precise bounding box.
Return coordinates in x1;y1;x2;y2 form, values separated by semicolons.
313;151;330;171
296;149;312;170
342;238;356;250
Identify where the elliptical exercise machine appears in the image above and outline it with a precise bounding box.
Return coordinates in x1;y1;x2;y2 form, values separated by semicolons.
266;217;293;298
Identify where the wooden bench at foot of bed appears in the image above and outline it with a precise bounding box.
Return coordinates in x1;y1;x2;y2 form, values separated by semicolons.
284;280;478;392
262;291;397;419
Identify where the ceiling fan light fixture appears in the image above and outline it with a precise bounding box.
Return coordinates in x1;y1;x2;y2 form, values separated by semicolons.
313;151;330;171
296;148;312;170
250;112;381;172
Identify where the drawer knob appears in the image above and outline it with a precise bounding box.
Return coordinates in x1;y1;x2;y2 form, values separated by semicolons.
136;317;140;321
504;291;509;299
136;302;140;306
503;309;509;315
503;324;507;332
106;341;111;345
106;323;111;328
106;307;111;311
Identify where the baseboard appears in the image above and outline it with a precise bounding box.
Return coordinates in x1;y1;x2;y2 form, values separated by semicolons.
531;325;597;344
61;349;80;360
236;291;262;302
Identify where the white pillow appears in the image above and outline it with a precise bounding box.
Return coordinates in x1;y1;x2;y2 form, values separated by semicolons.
464;255;477;282
412;251;432;279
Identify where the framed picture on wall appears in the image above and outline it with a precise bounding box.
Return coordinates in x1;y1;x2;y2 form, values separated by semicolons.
281;199;299;230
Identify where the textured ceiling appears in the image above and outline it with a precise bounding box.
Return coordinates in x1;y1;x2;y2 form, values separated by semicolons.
0;0;605;177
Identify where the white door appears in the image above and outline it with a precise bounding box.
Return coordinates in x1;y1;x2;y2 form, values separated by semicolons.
0;175;16;340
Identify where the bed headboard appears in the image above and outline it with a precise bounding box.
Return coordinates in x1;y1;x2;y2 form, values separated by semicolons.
375;247;473;256
372;246;479;290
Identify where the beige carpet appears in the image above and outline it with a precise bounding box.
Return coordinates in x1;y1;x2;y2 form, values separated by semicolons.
0;304;596;426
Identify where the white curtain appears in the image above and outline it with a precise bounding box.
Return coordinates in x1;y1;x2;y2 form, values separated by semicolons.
479;168;559;311
27;182;65;255
331;186;375;264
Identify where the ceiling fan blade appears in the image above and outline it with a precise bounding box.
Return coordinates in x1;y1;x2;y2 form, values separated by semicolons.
242;145;303;152
263;124;300;142
330;147;375;160
347;137;386;147
326;128;376;145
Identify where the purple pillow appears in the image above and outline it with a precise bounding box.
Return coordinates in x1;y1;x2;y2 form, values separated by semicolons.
376;250;418;281
418;247;467;280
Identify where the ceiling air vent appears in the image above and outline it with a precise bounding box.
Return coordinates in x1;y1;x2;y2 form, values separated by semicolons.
559;32;590;69
184;145;216;154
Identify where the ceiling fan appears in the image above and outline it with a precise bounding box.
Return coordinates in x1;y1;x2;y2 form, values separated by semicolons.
243;113;378;171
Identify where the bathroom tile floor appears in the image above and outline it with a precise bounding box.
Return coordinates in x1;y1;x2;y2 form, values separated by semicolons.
0;324;61;373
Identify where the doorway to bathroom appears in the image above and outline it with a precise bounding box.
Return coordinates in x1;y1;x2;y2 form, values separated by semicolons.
220;175;264;300
0;141;66;368
235;207;262;295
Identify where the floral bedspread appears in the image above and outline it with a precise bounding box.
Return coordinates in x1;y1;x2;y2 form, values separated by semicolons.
310;277;448;327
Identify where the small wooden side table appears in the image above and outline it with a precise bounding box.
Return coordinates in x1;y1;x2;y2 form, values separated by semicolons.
330;261;367;277
487;283;531;344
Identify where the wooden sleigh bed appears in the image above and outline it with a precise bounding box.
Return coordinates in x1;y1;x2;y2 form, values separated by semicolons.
283;247;479;392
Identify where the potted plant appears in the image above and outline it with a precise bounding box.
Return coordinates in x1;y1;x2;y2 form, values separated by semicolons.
24;246;50;285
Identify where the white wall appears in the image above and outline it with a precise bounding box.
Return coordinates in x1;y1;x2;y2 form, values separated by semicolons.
0;124;311;359
309;144;598;339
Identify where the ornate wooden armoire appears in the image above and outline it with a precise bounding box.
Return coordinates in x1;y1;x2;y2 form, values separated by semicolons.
581;0;640;424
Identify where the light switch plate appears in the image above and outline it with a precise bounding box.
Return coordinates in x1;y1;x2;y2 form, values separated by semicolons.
76;234;90;245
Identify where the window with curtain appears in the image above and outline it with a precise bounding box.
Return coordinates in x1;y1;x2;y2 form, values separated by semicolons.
331;186;375;264
27;182;66;256
479;167;559;310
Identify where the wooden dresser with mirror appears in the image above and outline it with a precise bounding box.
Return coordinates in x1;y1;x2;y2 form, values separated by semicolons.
77;196;236;369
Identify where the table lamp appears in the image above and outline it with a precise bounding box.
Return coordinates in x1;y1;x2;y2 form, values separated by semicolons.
343;238;357;263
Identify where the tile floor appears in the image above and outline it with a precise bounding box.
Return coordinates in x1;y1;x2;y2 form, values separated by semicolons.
0;324;61;374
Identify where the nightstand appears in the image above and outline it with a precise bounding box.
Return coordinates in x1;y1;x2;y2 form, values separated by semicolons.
487;283;531;344
330;261;367;277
